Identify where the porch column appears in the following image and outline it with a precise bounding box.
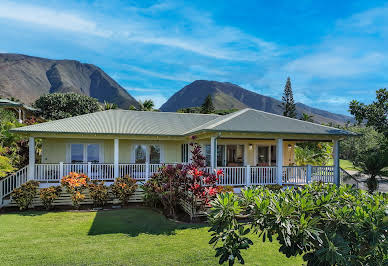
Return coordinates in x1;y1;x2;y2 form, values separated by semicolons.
210;136;217;169
276;138;283;185
28;137;35;180
114;139;119;178
18;108;22;123
333;140;340;186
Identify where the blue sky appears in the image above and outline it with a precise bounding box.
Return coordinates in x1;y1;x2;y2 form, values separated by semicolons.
0;0;387;115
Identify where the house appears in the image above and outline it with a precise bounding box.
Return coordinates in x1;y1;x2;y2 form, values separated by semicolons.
1;108;355;206
0;98;40;123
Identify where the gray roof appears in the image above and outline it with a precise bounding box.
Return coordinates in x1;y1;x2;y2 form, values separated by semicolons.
185;109;355;136
11;108;356;137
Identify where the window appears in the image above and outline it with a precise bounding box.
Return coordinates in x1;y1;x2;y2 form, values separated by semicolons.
217;145;225;166
181;144;189;163
134;145;147;163
205;145;211;166
70;143;101;163
87;144;100;163
257;146;269;165
149;145;160;164
71;144;84;163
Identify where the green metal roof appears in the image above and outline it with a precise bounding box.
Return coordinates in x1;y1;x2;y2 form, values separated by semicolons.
11;108;356;137
11;110;219;136
0;99;39;112
184;109;356;136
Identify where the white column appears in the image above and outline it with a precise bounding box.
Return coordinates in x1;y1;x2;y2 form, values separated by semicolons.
246;165;251;186
333;140;340;186
276;138;283;185
59;162;64;180
210;137;217;169
28;137;35;180
114;139;119;178
18;108;22;123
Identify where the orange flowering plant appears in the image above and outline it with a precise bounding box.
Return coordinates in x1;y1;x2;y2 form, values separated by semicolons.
60;172;90;208
111;175;138;205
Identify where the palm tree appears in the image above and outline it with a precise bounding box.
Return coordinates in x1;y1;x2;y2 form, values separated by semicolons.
141;100;154;111
301;113;314;122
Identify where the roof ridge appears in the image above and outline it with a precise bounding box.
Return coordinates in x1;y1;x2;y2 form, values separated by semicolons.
117;109;220;117
247;108;347;131
182;108;249;135
207;108;250;129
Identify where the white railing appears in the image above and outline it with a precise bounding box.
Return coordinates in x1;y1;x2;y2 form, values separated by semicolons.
0;166;28;205
35;164;60;181
251;166;277;185
282;166;308;184
311;166;334;183
216;167;246;186
29;163;336;185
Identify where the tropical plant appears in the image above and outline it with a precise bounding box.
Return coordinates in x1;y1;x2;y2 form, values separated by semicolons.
34;93;101;120
110;176;138;205
201;95;215;114
281;77;296;118
0;146;14;178
61;172;90;209
88;181;110;207
349;88;387;136
39;186;62;210
103;101;118;110
294;142;332;166
208;183;388;266
11;180;39;210
300;113;314;122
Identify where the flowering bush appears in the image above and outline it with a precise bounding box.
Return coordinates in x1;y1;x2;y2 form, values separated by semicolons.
143;140;223;218
143;164;187;218
88;181;109;207
39;186;62;210
11;180;39;210
110;176;138;205
61;172;89;209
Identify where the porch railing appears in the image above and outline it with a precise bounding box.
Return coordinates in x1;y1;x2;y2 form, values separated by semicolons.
30;163;336;186
0;166;28;206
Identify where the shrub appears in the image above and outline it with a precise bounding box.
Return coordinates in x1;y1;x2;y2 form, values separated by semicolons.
61;172;89;209
88;181;109;207
39;186;62;210
208;183;388;265
11;180;39;210
110;176;138;205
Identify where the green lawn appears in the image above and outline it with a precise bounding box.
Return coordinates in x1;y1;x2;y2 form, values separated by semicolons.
328;159;360;171
0;207;303;265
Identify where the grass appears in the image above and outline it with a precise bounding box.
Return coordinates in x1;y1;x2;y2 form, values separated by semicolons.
327;159;360;171
0;207;303;266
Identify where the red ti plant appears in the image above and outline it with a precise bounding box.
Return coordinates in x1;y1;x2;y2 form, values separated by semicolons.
185;140;223;206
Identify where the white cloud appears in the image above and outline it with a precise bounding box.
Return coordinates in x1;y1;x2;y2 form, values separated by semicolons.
125;87;159;92
126;65;194;82
136;94;168;109
0;1;111;37
0;1;278;61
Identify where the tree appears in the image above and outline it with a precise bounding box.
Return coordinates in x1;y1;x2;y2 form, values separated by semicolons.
349;88;387;136
201;95;215;114
142;100;154;111
281;77;297;118
0;146;14;178
129;105;137;110
34;93;101;120
300;113;314;122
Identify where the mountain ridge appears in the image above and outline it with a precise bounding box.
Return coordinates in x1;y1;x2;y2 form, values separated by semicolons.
0;53;140;109
160;80;353;125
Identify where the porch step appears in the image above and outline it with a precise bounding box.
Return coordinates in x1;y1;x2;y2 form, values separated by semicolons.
3;187;144;208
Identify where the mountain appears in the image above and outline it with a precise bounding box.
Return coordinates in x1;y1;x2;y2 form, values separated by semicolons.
0;53;140;109
160;80;353;125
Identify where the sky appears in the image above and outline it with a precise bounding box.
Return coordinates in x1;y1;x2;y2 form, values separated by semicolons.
0;0;387;115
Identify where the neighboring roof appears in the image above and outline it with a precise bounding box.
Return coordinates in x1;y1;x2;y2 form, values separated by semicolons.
11;110;219;136
0;99;39;112
184;108;356;136
11;108;356;137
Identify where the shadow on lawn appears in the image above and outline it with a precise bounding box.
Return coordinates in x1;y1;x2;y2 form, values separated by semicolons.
88;207;205;237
